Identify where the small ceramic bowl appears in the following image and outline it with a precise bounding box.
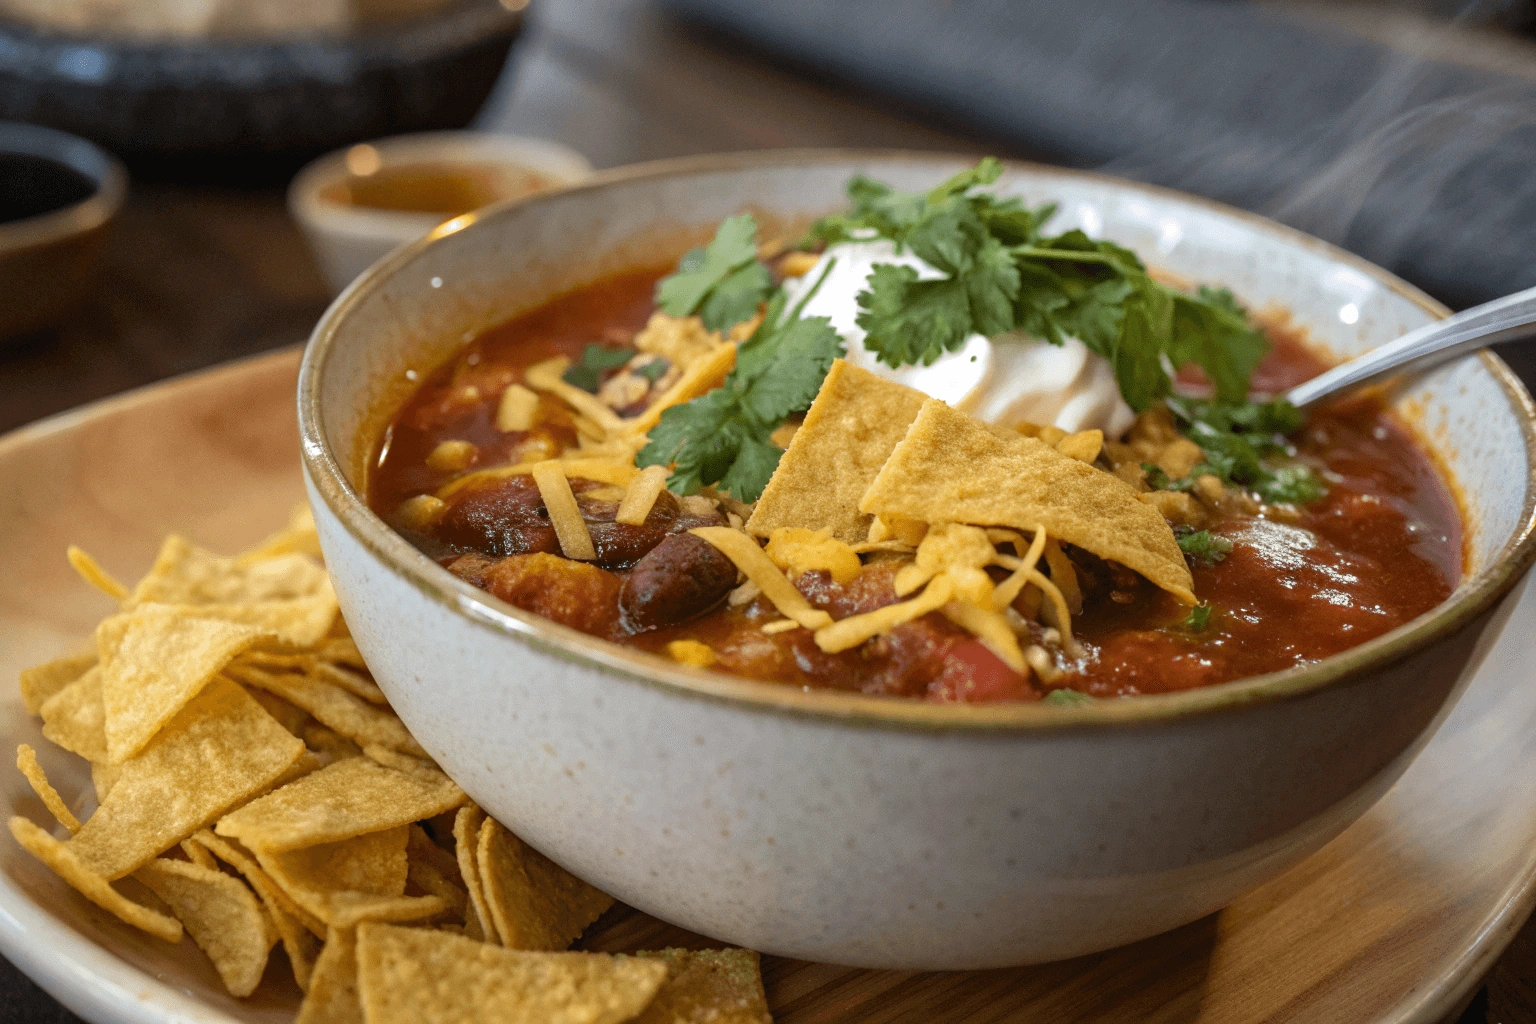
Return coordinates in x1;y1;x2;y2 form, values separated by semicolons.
289;131;592;294
299;151;1536;969
0;121;125;341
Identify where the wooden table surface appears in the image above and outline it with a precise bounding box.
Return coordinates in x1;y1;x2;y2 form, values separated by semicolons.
0;0;1528;1021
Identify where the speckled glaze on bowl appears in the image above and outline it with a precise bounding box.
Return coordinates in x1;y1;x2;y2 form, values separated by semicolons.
299;151;1536;969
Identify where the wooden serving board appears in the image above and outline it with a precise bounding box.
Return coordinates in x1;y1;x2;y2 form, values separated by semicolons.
2;348;1533;1024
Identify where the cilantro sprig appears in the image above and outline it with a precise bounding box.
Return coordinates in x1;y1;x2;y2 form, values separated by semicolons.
1175;528;1234;566
1157;396;1327;505
654;214;775;333
637;260;844;500
806;159;1269;410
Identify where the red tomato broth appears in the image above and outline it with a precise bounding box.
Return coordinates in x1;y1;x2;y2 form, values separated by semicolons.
368;269;1463;703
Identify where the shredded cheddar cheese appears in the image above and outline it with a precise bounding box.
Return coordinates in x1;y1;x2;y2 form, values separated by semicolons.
764;528;861;584
66;546;128;601
689;527;832;631
524;357;626;437
814;574;954;654
530;461;596;561
1042;540;1083;614
616;465;669;526
941;601;1025;673
991;528;1047;611
623;342;736;436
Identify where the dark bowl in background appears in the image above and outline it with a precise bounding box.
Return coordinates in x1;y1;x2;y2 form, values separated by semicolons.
0;121;124;341
0;0;524;183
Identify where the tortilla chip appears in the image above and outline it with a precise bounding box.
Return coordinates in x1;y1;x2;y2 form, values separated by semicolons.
304;723;363;761
317;636;367;670
355;922;668;1024
310;662;387;705
362;744;440;777
238;505;325;565
297;927;364;1024
256;826;409;924
68;677;306;879
90;761;122;803
39;667;106;763
19;650;97;715
248;688;311;736
861;400;1196;603
630;948;772;1024
454;805;493;943
9;816;182;942
188;829;326;986
747;360;928;543
406;825;468;917
135;857;276;997
215;756;465;854
229;664;425;758
98;606;269;762
477;818;614;951
312;891;449;929
162;591;339;648
190;830;325;933
16;744;81;833
131;535;329;607
182;837;218;870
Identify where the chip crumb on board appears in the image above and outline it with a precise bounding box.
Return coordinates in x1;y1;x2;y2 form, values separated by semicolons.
10;515;774;1020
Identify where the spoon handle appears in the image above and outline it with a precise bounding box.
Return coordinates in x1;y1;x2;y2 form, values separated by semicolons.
1285;283;1536;409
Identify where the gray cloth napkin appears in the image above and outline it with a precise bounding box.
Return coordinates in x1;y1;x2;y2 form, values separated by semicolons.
666;0;1536;311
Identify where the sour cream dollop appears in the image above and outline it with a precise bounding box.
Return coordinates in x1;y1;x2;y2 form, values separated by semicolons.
781;240;1135;437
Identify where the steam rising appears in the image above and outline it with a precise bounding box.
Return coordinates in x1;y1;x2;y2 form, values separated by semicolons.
1100;1;1536;308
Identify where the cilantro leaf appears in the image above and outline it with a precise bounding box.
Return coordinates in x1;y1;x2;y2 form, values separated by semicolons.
1175;528;1234;566
856;265;972;367
655;214;773;332
561;343;635;392
736;315;844;423
1184;603;1213;631
1043;688;1095;706
1169;290;1268;404
636;261;845;502
698;260;774;333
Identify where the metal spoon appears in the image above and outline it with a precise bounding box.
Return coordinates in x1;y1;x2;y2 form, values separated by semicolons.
1285;283;1536;409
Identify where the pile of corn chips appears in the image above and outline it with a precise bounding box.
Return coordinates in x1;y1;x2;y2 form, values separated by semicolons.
12;508;772;1023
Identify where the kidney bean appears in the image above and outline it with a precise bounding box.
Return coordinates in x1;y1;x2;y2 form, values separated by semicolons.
619;532;739;631
436;475;560;558
436;474;726;570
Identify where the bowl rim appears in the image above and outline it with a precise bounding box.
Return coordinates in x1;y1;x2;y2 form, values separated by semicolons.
0;121;126;252
298;148;1536;733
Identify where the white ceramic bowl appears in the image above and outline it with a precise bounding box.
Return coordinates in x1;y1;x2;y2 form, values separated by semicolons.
299;151;1536;970
288;130;592;294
